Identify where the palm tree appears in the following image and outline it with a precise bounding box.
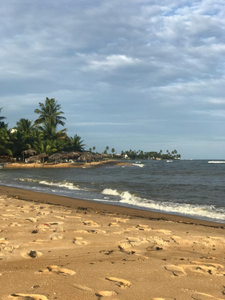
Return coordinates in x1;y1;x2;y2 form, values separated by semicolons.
16;118;34;136
37;118;67;140
0;108;7;129
9;129;32;158
105;146;109;154
34;98;67;140
69;134;86;152
0;127;13;156
34;139;58;156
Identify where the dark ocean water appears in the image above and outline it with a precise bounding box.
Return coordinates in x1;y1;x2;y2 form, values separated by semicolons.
0;160;224;223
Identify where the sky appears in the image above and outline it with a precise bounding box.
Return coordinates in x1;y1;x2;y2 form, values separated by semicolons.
0;0;225;159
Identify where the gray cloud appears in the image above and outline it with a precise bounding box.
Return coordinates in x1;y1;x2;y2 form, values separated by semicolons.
0;0;225;158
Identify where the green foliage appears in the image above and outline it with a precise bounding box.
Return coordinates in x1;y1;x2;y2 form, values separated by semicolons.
121;149;181;160
0;107;7;129
68;134;86;152
0;99;86;159
34;97;67;140
33;139;58;156
0;127;13;156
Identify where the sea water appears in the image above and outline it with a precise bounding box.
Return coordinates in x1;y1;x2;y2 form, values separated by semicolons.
0;160;224;223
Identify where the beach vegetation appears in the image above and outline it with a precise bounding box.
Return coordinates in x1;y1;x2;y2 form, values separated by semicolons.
0;108;7;129
67;134;86;152
0;127;13;157
34;98;67;141
121;149;181;160
0;102;181;163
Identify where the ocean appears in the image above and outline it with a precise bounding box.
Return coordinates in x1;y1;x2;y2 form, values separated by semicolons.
0;160;224;223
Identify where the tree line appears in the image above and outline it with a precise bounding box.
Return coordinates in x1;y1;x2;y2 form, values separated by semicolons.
121;149;181;160
0;97;181;161
0;98;85;158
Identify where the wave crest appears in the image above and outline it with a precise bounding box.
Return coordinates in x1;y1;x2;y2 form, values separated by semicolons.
16;178;81;190
101;188;225;222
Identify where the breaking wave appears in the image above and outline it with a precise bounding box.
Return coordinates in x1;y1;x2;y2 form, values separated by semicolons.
16;178;81;190
132;163;145;167
208;161;225;164
102;188;225;222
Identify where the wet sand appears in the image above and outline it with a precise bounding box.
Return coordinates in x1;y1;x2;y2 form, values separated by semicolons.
0;186;224;300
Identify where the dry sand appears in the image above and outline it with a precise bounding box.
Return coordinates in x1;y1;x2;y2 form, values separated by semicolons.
0;186;224;300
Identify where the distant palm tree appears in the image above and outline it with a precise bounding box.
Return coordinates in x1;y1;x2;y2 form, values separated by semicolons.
0;108;7;128
0;107;6;120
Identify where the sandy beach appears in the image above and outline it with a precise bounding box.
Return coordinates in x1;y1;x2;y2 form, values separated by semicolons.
3;160;131;169
0;186;224;300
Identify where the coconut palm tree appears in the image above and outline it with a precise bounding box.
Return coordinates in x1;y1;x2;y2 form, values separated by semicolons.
37;118;67;140
0;127;12;156
0;108;7;129
16;118;34;136
69;134;86;152
34;139;58;156
34;98;67;140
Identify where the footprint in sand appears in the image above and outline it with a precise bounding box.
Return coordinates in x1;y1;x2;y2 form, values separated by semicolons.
83;220;100;227
135;224;150;231
26;217;38;223
165;261;225;277
164;265;186;277
108;222;120;227
112;217;129;223
181;261;225;276
106;277;131;289
8;293;48;300
39;265;76;276
9;223;22;227
73;237;88;245
50;234;63;240
0;238;9;245
96;291;117;297
88;229;106;234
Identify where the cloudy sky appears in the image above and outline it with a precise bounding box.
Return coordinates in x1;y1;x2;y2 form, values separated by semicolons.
1;0;225;159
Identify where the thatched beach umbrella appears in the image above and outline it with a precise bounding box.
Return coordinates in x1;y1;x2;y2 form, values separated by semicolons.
48;153;64;163
26;156;40;163
22;149;38;162
37;153;49;163
78;152;95;163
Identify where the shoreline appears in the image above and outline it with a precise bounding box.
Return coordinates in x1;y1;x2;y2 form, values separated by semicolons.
3;160;131;169
0;185;224;228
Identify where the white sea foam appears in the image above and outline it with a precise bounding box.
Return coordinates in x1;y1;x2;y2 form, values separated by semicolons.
16;178;81;190
132;163;145;167
102;188;120;196
101;188;225;222
208;161;225;164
